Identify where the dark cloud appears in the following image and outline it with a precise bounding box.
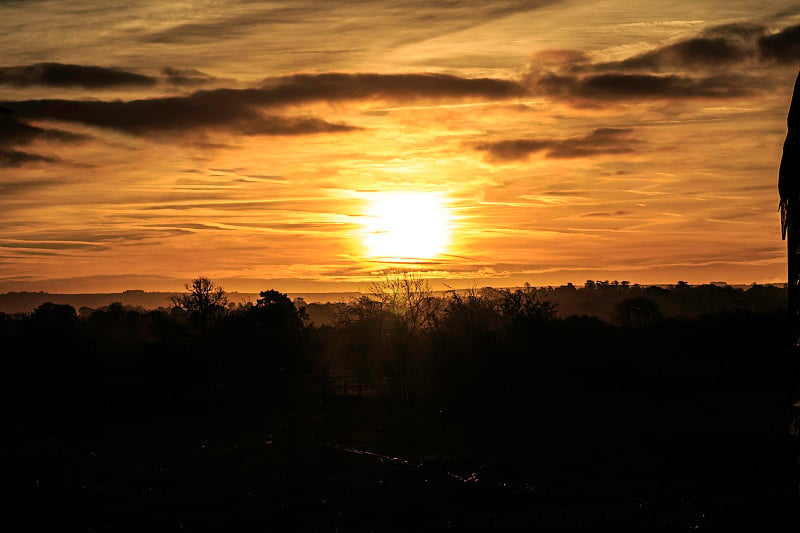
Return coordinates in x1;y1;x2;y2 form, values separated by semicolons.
0;62;156;88
580;210;630;217
3;96;357;136
2;72;523;136
527;71;754;101
0;111;84;166
531;21;795;104
759;24;800;62
524;23;796;105
0;149;58;167
0;62;219;89
260;72;525;103
0;241;104;251
161;67;216;86
593;38;751;72
701;22;767;41
0;112;85;146
475;127;640;162
583;22;799;72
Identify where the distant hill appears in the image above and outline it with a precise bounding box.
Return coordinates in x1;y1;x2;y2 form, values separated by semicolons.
0;283;786;320
0;290;360;314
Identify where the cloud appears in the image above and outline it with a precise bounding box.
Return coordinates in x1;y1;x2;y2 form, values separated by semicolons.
0;111;85;146
0;110;84;166
589;22;768;72
0;62;156;88
141;11;278;44
580;210;630;217
0;241;105;251
0;178;61;193
701;22;768;41
3;96;357;136
0;62;220;89
475;127;640;162
759;24;800;62
161;67;217;86
523;21;796;103
2;72;523;136
260;72;525;103
581;22;800;72
526;71;755;101
594;38;751;72
0;149;58;167
0;228;195;249
140;1;556;46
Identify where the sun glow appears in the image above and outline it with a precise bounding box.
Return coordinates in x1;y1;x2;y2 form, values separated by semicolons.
362;192;452;260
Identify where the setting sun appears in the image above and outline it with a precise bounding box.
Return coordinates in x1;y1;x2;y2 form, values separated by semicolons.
362;192;451;261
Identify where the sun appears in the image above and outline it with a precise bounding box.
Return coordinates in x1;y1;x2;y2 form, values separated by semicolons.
362;192;451;260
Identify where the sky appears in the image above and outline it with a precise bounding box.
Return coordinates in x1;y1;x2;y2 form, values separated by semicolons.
1;0;799;293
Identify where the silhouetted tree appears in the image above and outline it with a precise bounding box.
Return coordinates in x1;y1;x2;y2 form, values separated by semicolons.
368;271;442;334
169;277;227;330
498;283;557;329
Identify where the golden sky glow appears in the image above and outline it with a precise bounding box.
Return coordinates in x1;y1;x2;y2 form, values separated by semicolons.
1;1;799;292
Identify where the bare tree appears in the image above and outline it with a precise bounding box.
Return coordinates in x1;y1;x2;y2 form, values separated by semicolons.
368;271;442;335
169;277;228;328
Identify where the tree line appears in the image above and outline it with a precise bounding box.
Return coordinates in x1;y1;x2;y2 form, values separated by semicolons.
1;274;791;425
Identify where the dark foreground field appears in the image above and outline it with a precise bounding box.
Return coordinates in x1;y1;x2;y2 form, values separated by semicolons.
2;284;799;531
5;366;797;532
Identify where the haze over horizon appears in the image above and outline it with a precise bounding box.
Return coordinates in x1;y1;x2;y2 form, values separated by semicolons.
2;1;800;293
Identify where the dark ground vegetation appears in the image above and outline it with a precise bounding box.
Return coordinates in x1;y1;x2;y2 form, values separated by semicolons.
2;277;798;531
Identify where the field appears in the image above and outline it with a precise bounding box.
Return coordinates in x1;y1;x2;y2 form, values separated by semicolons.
2;282;798;531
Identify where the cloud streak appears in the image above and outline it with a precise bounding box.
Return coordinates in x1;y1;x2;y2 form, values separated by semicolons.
0;109;84;166
139;1;556;47
2;72;523;136
0;63;156;88
590;22;768;72
585;22;799;72
3;96;357;136
0;63;221;89
525;22;798;103
527;72;756;101
259;72;525;104
0;149;58;167
475;127;641;162
161;67;217;86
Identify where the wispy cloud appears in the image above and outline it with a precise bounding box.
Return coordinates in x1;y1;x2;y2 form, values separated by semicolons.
160;67;217;86
2;72;523;136
475;128;641;162
0;62;156;88
0;109;84;166
259;72;525;104
525;22;798;103
139;1;558;47
2;96;357;136
0;149;59;167
527;72;757;101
